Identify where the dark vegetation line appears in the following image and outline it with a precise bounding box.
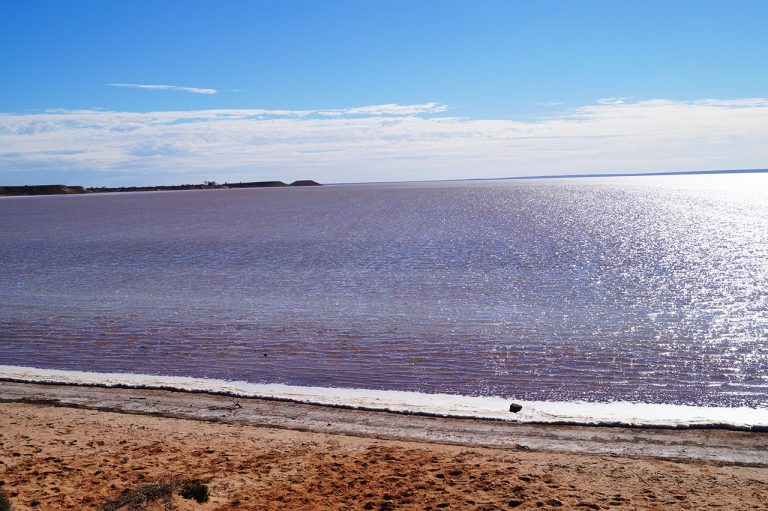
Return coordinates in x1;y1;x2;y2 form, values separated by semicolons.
0;180;321;196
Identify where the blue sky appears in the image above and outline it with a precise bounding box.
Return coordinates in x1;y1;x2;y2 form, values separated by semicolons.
1;0;767;185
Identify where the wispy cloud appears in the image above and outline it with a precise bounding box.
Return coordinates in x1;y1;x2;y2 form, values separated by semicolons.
335;102;450;116
1;99;767;185
107;83;218;95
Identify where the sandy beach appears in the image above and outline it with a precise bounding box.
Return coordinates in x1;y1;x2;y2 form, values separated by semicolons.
1;383;766;510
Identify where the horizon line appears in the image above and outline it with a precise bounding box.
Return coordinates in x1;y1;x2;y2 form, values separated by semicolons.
329;168;768;186
4;168;768;189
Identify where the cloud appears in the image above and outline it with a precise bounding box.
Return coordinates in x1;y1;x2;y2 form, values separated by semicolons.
337;102;450;116
596;97;632;105
1;99;767;185
107;83;218;95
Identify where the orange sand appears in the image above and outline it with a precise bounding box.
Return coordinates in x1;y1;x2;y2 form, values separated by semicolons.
1;402;767;510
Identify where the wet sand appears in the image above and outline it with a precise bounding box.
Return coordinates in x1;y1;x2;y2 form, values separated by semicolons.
1;383;767;510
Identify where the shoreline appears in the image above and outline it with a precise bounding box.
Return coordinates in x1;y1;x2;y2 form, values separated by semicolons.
3;376;767;433
2;365;766;432
1;381;766;466
1;383;767;510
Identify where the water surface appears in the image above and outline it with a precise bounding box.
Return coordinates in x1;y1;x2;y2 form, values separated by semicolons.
1;175;766;408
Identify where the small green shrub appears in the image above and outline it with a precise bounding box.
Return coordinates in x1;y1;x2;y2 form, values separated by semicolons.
179;479;209;504
0;489;12;511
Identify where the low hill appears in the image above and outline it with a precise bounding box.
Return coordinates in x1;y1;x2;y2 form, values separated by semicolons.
0;185;86;196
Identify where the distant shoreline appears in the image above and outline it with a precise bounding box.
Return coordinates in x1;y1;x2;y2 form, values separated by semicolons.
3;168;767;197
0;179;321;197
467;167;768;182
333;167;768;186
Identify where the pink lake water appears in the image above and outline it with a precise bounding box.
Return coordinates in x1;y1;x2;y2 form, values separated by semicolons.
1;174;766;413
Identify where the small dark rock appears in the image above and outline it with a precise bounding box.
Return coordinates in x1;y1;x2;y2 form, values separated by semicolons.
363;503;375;510
509;403;523;413
508;500;524;508
547;498;563;507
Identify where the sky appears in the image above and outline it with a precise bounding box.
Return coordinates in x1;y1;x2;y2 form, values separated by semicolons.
1;0;767;186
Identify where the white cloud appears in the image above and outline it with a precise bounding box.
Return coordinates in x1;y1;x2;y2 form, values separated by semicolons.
337;102;449;116
1;99;767;185
107;83;218;95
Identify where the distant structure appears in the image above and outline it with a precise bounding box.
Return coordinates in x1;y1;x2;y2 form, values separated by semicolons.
0;185;85;196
